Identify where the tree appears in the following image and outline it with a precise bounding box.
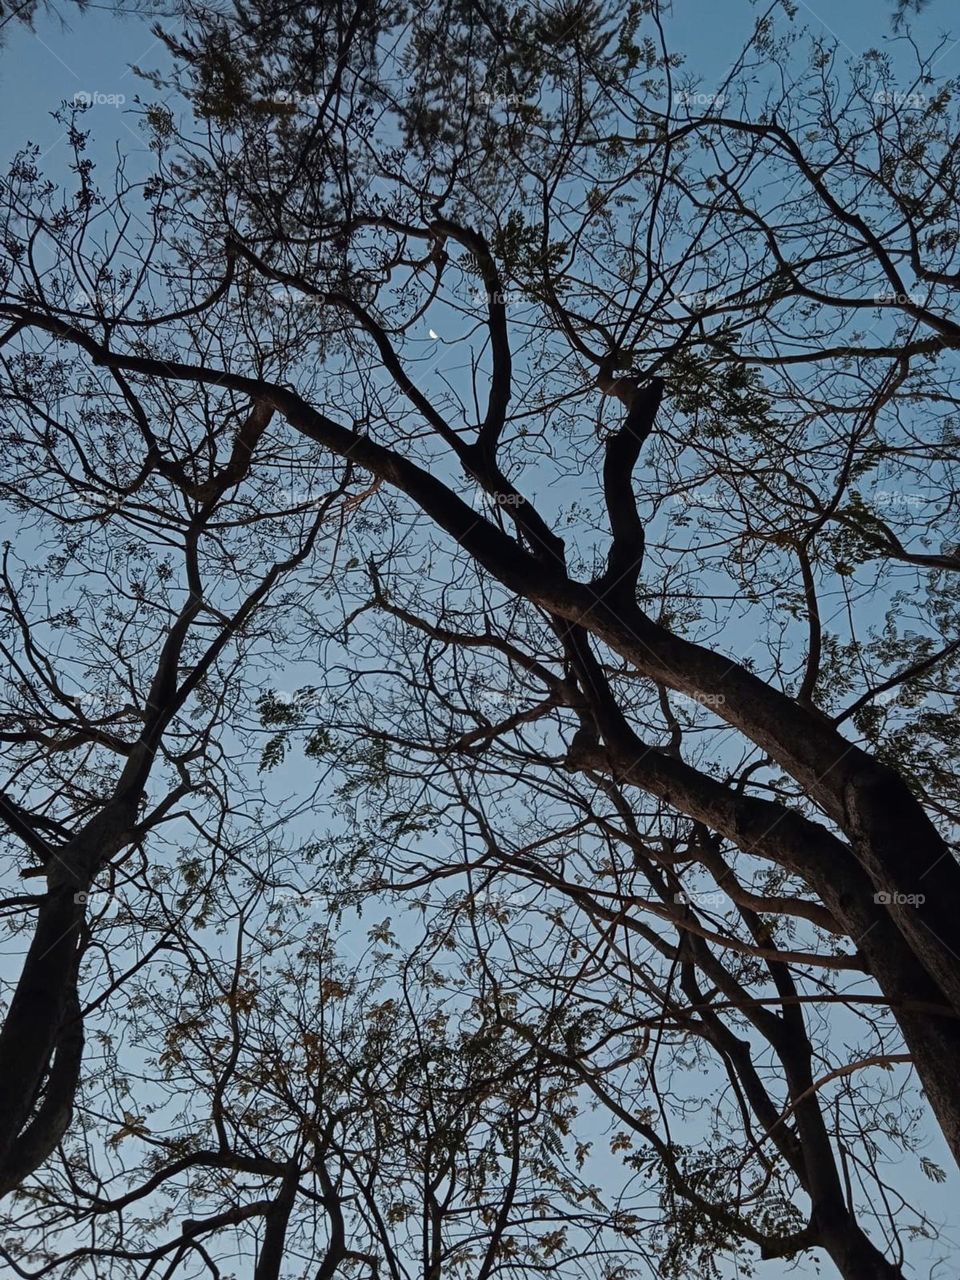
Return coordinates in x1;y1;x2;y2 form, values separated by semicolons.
0;125;380;1198
891;1;935;32
0;0;204;46
1;0;959;1276
6;898;640;1278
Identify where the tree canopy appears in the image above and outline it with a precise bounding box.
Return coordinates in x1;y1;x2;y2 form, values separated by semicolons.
1;1;959;1276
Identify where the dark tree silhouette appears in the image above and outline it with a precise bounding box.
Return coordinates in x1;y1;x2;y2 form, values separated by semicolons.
1;1;959;1276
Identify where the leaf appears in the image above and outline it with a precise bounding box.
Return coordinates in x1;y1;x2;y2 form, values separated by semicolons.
920;1155;947;1183
259;731;288;773
108;1113;149;1147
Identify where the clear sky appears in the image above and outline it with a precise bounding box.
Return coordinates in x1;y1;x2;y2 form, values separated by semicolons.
1;1;958;1276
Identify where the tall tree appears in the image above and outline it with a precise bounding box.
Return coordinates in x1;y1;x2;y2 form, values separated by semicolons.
1;1;959;1276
